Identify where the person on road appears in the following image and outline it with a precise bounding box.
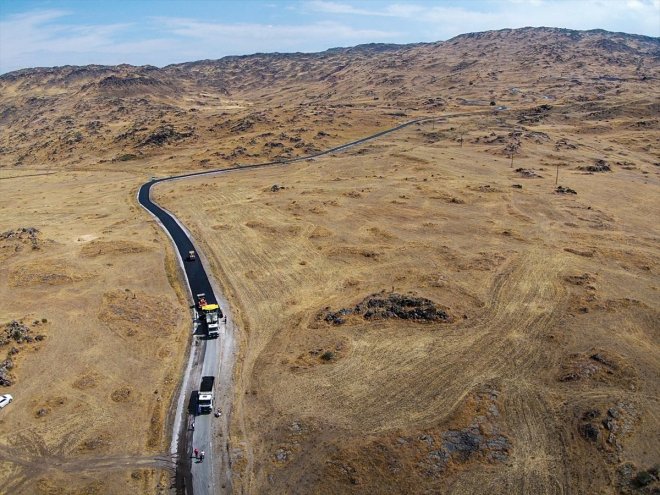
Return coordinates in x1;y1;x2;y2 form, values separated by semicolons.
200;450;205;461
194;448;199;458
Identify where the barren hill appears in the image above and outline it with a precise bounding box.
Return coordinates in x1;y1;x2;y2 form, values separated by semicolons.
1;27;658;171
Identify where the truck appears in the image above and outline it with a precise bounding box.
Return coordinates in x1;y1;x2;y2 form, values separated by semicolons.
196;293;222;339
197;376;215;414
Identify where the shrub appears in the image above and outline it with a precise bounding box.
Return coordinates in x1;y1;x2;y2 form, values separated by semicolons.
320;351;335;361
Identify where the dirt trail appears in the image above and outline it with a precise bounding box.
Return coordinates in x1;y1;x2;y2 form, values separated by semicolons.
0;449;175;494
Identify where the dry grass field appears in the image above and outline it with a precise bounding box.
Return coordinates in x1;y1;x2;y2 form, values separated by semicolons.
0;27;658;494
156;107;659;493
0;171;189;494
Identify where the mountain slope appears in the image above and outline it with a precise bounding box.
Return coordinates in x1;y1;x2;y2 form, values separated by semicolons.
0;27;658;171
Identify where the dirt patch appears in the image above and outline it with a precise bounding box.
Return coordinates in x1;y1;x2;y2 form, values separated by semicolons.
79;432;112;452
558;349;637;386
72;371;100;390
290;341;348;371
308;225;333;239
111;386;132;403
98;290;179;339
8;259;89;288
80;240;148;257
324;386;510;489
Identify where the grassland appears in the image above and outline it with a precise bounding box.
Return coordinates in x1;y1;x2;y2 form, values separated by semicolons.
156;109;659;493
0;171;189;494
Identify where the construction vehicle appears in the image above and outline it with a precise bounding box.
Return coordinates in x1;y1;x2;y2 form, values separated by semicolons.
197;376;215;414
196;293;222;338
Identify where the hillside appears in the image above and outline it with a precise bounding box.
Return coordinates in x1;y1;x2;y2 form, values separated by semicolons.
0;27;658;172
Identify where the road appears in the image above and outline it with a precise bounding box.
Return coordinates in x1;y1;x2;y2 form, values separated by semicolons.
137;114;485;494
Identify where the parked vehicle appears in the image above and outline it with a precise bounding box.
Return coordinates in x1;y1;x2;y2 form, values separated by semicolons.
0;394;13;409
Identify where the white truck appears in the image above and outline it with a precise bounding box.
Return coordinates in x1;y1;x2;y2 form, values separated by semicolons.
197;376;215;414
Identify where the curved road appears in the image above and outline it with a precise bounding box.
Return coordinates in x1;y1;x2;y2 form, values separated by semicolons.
137;115;447;494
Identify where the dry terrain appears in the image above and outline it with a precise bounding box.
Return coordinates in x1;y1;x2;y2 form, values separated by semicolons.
0;27;658;494
156;104;659;494
0;171;190;493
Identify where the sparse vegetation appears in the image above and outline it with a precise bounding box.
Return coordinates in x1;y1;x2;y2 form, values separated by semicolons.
1;25;658;495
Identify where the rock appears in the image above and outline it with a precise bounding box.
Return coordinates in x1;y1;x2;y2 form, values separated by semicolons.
582;409;601;420
515;168;541;178
556;185;577;194
581;159;611;172
139;125;193;147
607;407;620;419
579;422;600;442
420;434;434;446
442;430;483;459
322;292;450;325
275;449;290;462
6;321;31;343
428;449;450;469
591;353;617;369
633;470;656;488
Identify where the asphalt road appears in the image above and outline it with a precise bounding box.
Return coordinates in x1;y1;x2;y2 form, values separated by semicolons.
136;114;471;494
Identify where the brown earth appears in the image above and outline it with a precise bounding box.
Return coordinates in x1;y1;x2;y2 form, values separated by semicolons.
156;105;659;493
0;26;658;494
0;171;188;494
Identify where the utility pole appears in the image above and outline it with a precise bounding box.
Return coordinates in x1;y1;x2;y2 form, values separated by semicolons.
556;163;559;185
510;153;514;168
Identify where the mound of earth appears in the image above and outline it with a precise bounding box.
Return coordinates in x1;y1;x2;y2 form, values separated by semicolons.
0;227;50;260
321;291;452;325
